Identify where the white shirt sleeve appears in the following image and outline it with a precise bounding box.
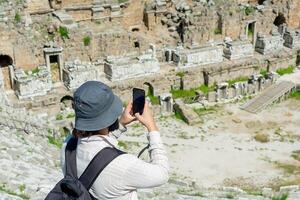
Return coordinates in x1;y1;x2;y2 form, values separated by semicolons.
121;131;169;189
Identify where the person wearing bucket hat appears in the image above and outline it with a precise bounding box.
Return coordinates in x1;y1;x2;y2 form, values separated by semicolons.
60;81;169;200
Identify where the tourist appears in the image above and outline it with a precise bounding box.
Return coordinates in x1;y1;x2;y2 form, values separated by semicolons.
60;81;169;199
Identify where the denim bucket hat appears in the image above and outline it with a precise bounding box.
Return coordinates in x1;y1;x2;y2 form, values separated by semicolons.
73;81;123;131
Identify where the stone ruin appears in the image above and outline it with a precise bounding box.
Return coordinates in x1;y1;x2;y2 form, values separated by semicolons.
13;66;52;100
63;59;100;90
283;29;300;49
255;29;285;55
104;45;160;81
171;43;223;69
223;39;254;60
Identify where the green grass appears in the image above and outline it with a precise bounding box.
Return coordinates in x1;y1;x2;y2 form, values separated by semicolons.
176;188;204;197
171;88;197;99
260;69;268;78
56;114;63;120
174;110;187;123
0;183;29;200
148;95;160;105
66;113;75;118
176;71;186;78
47;135;63;148
214;28;222;34
272;193;288;200
31;67;40;75
198;84;215;94
276;65;295;76
118;141;128;150
289;91;300;100
58;26;69;40
14;12;21;23
244;6;255;16
194;107;216;116
83;36;91;46
227;76;249;87
118;0;128;3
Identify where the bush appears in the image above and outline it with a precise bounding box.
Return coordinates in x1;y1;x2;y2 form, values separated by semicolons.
14;12;21;23
56;114;63;120
254;133;269;143
260;69;268;78
289;91;300;100
244;6;255;16
214;28;222;34
58;26;69;40
148;95;160;105
47;135;63;148
83;36;91;46
276;65;295;76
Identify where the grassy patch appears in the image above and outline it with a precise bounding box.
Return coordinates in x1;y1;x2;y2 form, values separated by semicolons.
118;141;128;150
272;193;288;200
194;107;216;117
244;6;255;16
198;84;215;94
66;113;75;118
56;114;63;120
174;110;187;123
214;28;222;35
14;12;21;23
276;65;295;76
176;188;204;197
83;36;91;46
260;69;268;78
58;26;69;40
227;76;249;87
254;133;269;143
289;91;300;100
171;88;197;99
47;135;63;148
274;161;300;174
291;150;300;162
118;0;128;3
0;183;29;200
148;95;160;105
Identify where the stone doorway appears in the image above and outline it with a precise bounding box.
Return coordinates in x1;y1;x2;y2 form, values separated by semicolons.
246;21;256;44
44;44;63;83
50;55;60;83
0;54;13;90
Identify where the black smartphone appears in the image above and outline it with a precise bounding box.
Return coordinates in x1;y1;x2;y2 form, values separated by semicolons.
132;88;145;115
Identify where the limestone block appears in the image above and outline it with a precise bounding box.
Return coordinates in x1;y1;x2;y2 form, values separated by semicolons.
63;60;100;90
172;45;223;68
283;29;300;49
208;91;217;102
228;88;236;99
255;33;284;55
173;100;200;125
224;40;254;60
104;52;160;82
14;66;52;99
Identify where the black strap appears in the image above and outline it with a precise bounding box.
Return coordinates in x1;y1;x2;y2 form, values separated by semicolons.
65;137;78;178
79;147;125;190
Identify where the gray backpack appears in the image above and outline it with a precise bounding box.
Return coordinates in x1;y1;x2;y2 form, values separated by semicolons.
45;137;125;200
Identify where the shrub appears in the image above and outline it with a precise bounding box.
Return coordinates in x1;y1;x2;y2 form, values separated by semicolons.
83;36;91;46
56;114;63;120
14;12;21;23
176;71;186;78
260;69;268;78
214;28;222;34
148;95;160;105
58;26;69;40
254;133;269;143
289;91;300;100
47;135;63;148
244;6;255;16
276;65;295;76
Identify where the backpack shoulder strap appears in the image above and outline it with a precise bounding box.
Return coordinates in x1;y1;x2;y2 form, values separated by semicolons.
79;147;126;190
65;136;78;178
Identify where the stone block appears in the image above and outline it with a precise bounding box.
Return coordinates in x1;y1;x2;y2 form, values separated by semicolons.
172;44;223;68
283;29;300;49
228;88;236;99
255;32;284;55
208;91;217;102
173;99;201;125
105;50;160;81
224;40;254;60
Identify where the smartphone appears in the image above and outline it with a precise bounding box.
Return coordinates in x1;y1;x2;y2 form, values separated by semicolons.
132;88;145;115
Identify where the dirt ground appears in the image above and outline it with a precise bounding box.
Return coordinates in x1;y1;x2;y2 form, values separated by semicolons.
122;96;300;191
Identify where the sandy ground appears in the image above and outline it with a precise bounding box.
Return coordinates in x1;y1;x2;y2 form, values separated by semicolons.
121;70;300;191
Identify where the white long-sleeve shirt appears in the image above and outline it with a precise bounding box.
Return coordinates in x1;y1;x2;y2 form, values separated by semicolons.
60;131;169;200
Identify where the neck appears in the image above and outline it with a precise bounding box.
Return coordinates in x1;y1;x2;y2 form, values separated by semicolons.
98;128;109;135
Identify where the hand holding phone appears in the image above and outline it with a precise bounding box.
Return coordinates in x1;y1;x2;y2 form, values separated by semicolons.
132;88;145;115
